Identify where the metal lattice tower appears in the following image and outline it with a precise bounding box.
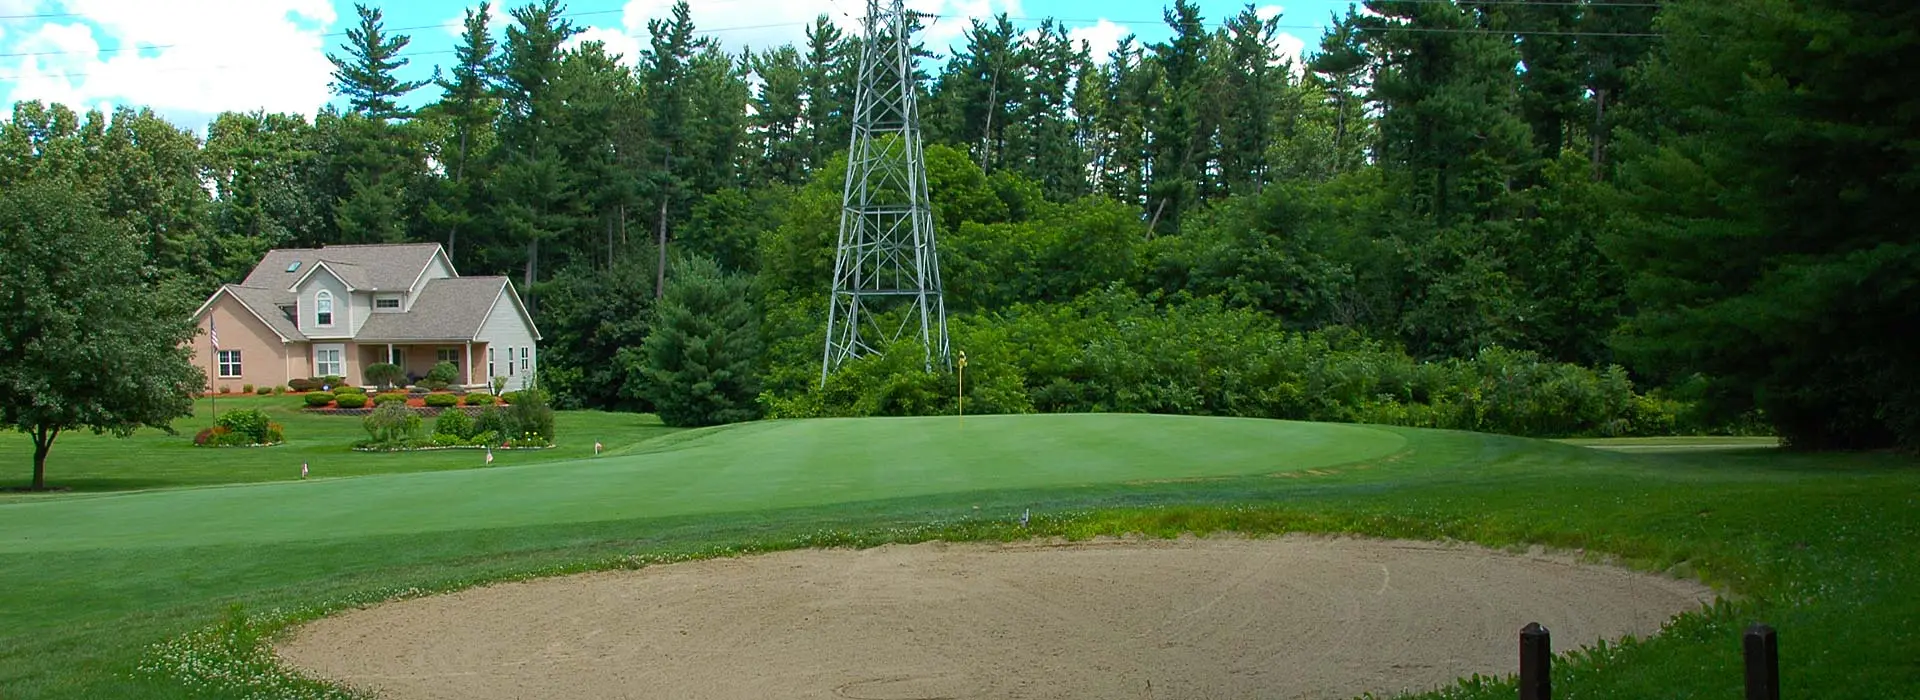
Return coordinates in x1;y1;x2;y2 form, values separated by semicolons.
822;0;950;385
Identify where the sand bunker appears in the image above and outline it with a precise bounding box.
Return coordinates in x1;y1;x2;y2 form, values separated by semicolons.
278;536;1712;700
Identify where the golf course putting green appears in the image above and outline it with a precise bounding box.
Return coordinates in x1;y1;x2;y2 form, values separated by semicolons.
0;414;1405;553
278;536;1714;700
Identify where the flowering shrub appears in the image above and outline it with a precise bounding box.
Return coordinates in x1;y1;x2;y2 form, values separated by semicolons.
193;409;284;447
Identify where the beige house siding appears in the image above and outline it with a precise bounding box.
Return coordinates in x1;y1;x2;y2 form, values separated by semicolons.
477;288;537;391
190;295;291;392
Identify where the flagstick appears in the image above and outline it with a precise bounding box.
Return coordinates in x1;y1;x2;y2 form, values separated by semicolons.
957;350;967;429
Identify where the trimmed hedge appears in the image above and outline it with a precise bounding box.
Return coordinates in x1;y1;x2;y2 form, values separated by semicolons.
371;393;408;406
334;394;369;409
423;393;460;408
303;392;336;408
333;385;366;396
461;392;499;406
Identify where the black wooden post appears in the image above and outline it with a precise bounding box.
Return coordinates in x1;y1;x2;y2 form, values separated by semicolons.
1520;622;1551;700
1744;624;1781;700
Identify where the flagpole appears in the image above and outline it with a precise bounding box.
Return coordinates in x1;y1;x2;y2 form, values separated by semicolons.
207;317;218;421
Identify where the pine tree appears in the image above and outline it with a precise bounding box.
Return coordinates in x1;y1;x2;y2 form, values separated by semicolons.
428;1;499;265
492;0;582;304
750;45;808;186
801;15;849;172
327;4;428;121
635;256;763;427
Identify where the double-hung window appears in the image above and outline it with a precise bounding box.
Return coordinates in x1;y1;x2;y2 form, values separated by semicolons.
217;350;242;378
520;347;529;373
506;347;515;377
315;290;335;327
488;348;496;379
315;347;343;377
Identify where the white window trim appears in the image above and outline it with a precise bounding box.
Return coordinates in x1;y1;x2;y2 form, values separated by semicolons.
217;350;243;378
374;295;402;312
520;347;529;372
315;290;335;328
506;346;515;377
487;347;496;379
315;344;344;378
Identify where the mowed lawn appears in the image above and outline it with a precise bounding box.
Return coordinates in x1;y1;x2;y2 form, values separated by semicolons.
0;414;1403;552
0;396;679;496
0;412;1915;699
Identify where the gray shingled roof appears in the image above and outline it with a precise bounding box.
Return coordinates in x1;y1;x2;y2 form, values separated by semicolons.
243;243;443;292
354;277;511;342
221;285;307;341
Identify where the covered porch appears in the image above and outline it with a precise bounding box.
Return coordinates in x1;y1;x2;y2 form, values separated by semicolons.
357;341;491;389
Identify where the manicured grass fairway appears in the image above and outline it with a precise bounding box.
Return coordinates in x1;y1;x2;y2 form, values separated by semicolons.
0;414;1401;552
0;411;1915;699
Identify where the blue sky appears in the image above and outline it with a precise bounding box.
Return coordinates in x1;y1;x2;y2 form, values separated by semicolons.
0;0;1350;129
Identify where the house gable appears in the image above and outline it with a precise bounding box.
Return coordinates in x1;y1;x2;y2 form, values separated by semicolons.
293;266;353;339
404;247;459;311
189;293;296;391
474;281;541;390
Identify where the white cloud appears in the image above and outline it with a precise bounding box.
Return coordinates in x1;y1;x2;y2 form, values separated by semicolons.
1066;19;1126;64
601;0;1019;59
1257;5;1284;21
568;25;645;68
1274;32;1307;75
2;0;336;127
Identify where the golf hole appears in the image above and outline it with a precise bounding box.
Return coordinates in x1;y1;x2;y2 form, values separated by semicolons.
278;536;1713;700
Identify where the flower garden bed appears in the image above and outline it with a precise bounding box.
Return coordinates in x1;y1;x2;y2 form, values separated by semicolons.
350;443;557;453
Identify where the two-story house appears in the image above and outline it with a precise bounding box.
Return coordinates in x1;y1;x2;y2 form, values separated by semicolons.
188;243;542;391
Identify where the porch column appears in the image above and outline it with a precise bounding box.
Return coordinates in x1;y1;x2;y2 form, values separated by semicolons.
465;341;474;389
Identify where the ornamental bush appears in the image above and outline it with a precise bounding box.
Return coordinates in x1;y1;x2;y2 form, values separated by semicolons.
372;393;408;406
333;394;368;409
427;361;460;384
253;385;270;395
422;392;459;408
433;406;473;439
504;389;555;441
361;401;421;447
365;362;406;390
288;378;316;393
461;392;498;406
304;392;336;408
332;385;365;396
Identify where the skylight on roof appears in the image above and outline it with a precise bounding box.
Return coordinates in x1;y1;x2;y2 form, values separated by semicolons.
286;260;302;273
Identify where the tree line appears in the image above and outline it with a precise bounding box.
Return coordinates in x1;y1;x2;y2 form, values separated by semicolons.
2;0;1914;452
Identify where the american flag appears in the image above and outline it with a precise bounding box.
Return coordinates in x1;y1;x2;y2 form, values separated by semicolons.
209;316;220;350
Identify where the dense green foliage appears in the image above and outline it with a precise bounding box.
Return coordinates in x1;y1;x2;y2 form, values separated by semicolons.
0;176;205;488
4;0;1911;447
638;257;763;427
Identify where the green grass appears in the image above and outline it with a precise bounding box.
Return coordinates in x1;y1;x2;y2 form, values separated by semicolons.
0;396;679;498
0;413;1914;699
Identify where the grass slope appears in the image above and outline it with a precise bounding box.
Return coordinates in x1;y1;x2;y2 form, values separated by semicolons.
0;414;1913;699
0;414;1403;552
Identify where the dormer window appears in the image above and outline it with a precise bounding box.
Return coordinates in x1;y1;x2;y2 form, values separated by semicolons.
375;296;401;310
315;290;334;327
